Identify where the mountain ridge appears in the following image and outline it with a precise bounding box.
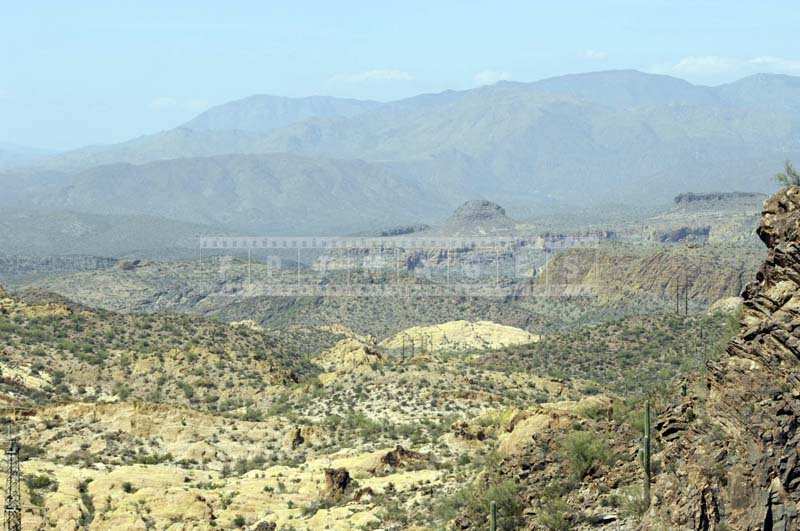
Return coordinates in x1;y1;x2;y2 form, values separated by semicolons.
183;94;382;133
26;152;449;234
4;70;799;235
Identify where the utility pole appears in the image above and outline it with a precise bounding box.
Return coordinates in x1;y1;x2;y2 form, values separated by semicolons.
737;269;744;296
4;438;21;531
684;274;689;316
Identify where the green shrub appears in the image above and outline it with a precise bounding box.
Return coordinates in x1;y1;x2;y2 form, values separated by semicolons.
435;478;522;528
242;407;263;421
538;495;571;531
561;430;609;481
24;474;56;491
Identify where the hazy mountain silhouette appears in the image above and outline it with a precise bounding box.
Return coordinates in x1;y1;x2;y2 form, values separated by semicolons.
6;70;800;235
27;153;446;234
0;142;56;169
183;94;381;133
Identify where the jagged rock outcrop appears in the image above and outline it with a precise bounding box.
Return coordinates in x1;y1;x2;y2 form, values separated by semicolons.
647;186;800;530
451;420;487;442
314;338;383;385
370;445;430;475
285;427;305;450
324;467;352;499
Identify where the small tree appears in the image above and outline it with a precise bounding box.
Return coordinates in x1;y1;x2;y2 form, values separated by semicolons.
775;160;800;187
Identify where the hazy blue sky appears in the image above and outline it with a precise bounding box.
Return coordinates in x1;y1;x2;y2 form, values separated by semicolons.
2;1;799;149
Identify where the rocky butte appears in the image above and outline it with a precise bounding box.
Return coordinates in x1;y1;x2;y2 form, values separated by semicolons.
439;200;515;236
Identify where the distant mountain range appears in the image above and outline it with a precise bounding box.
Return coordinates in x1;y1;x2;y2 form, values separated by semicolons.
0;142;56;169
3;69;799;240
183;94;381;133
26;153;442;234
0;209;225;258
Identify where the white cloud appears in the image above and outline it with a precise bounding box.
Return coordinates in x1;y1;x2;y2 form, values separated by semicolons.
584;50;609;61
331;69;414;83
654;55;800;80
473;69;511;86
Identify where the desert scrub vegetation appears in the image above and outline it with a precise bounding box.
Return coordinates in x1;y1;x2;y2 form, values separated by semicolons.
561;430;610;481
775;160;800;187
436;477;523;529
24;474;58;506
537;481;573;531
483;312;734;400
0;290;322;407
425;449;524;528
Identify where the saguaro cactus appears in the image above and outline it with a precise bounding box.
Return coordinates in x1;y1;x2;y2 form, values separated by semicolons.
643;400;652;506
489;500;497;531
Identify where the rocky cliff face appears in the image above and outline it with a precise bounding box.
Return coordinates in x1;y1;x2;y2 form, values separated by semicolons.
647;186;800;530
541;245;760;306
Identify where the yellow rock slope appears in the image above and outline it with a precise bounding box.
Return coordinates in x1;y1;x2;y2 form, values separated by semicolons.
380;320;539;353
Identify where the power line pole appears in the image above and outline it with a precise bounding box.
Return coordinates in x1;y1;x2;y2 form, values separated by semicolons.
4;438;21;531
737;268;744;296
684;274;689;316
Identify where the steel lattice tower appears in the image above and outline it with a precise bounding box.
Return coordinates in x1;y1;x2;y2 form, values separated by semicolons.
3;439;20;531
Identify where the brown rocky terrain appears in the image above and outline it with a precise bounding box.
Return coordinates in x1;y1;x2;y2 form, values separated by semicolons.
456;186;800;530
641;186;800;529
0;188;777;529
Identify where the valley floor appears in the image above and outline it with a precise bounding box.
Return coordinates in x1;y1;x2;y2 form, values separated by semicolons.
0;281;737;529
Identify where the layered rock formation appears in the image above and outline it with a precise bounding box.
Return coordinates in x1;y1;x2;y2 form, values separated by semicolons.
647;186;800;529
540;245;758;305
